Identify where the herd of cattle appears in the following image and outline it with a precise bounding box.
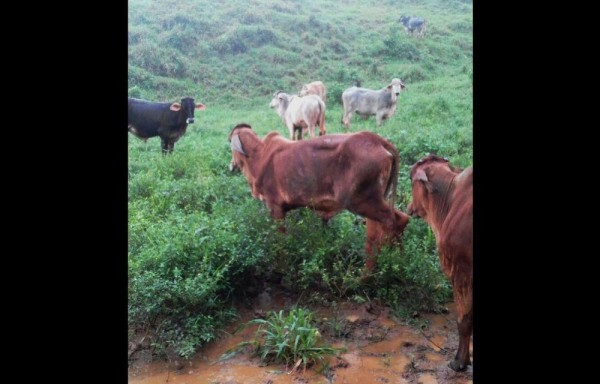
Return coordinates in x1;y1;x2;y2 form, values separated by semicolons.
127;78;408;152
128;76;471;370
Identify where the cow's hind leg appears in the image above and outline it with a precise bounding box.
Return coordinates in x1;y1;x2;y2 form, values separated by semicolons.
318;111;326;136
449;280;473;371
342;111;352;131
352;200;398;274
364;218;386;272
363;209;409;273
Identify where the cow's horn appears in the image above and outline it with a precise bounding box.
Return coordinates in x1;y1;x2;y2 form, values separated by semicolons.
230;134;246;155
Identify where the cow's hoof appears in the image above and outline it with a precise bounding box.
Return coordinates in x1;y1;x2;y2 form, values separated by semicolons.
448;359;469;372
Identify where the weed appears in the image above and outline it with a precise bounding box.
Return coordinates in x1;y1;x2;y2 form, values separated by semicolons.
247;308;344;371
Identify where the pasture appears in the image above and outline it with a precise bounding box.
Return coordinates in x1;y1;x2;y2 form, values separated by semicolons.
128;0;472;374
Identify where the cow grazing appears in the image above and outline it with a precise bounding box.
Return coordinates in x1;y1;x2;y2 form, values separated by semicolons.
399;15;426;37
269;91;326;140
299;80;327;105
341;78;406;131
228;123;409;271
128;97;206;154
407;155;472;371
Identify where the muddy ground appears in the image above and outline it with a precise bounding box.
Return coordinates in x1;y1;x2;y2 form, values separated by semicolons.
128;286;473;384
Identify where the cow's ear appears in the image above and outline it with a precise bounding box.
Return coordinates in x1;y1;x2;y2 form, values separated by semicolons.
414;169;435;192
414;168;428;183
196;103;206;110
170;103;182;111
400;82;406;89
230;134;246;155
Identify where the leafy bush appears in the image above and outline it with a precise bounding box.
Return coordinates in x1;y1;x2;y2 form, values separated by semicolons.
383;32;422;61
374;220;452;315
128;85;143;98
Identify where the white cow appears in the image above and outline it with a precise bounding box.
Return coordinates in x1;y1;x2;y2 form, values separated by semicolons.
341;78;406;131
269;92;326;140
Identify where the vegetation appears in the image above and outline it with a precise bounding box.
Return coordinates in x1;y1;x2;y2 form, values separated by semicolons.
128;0;472;359
240;308;344;371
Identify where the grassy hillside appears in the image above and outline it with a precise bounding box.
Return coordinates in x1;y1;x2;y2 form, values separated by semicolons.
128;0;472;359
128;0;472;107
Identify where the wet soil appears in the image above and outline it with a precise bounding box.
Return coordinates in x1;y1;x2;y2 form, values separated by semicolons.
129;287;472;384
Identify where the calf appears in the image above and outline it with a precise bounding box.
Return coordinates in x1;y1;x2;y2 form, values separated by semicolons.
128;97;205;154
228;123;409;271
269;92;326;140
407;155;472;371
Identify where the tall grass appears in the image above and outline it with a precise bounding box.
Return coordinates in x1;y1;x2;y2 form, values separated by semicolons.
246;308;344;371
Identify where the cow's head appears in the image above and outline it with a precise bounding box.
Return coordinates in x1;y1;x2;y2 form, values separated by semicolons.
169;97;206;124
388;78;406;100
407;155;452;219
228;123;253;172
269;91;294;110
299;85;309;97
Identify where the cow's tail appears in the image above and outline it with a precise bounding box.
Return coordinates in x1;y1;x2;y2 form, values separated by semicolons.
383;140;399;208
318;99;326;136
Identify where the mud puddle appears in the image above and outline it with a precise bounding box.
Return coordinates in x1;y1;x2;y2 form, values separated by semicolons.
129;289;473;383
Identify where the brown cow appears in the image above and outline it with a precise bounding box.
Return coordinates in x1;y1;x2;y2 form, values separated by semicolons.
407;155;473;372
299;80;327;105
228;123;409;272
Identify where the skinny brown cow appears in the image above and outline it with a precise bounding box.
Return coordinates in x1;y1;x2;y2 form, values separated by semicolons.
228;123;409;272
407;155;473;371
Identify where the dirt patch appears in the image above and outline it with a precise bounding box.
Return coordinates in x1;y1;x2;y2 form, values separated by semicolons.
128;286;472;383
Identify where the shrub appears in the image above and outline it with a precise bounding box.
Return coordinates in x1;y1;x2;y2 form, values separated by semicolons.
382;31;421;61
128;86;143;99
374;220;452;315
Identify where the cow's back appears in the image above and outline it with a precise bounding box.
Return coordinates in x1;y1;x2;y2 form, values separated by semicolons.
128;98;173;138
288;95;324;123
342;87;378;109
262;132;393;200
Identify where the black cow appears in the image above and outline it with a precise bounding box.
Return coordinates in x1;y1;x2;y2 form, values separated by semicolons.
128;97;206;154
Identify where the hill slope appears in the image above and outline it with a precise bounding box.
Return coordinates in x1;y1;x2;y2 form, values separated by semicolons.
128;0;472;108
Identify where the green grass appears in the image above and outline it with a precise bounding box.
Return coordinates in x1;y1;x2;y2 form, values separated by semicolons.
128;0;472;107
128;0;472;359
236;308;344;371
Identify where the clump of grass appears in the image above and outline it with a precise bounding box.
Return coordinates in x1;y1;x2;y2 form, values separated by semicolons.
325;301;350;338
241;307;344;371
